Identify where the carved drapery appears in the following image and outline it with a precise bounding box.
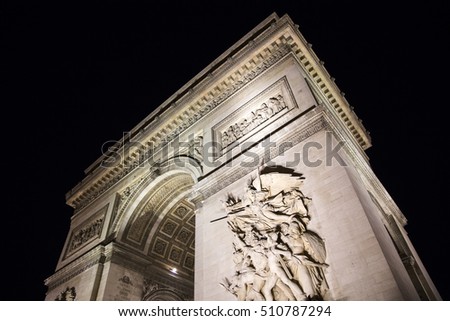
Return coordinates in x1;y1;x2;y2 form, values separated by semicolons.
221;167;328;301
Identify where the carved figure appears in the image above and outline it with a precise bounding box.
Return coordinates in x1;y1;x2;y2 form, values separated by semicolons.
55;286;76;301
279;222;328;299
69;218;103;252
222;166;328;300
221;132;229;148
220;95;288;148
258;234;306;301
227;126;236;142
188;135;203;160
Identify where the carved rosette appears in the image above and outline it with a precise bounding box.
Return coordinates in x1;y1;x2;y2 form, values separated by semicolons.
221;166;329;301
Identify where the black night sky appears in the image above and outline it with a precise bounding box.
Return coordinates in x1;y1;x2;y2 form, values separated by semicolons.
2;1;449;300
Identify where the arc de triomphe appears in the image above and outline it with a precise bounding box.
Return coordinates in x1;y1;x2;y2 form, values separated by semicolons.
45;13;440;301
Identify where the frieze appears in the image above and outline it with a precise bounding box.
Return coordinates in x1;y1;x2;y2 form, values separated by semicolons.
65;204;108;257
68;14;372;216
213;76;296;154
221;95;288;149
199;115;327;199
70;44;292;213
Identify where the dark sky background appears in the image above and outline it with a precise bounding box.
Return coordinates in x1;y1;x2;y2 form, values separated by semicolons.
2;1;449;300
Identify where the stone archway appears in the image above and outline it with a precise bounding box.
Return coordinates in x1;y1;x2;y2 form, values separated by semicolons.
112;169;197;300
142;288;185;301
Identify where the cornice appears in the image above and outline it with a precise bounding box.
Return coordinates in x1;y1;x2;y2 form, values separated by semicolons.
65;13;371;214
317;107;407;225
282;17;371;149
44;245;107;291
67;37;292;212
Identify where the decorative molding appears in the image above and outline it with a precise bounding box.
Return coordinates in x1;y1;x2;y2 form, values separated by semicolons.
111;169;160;234
67;14;370;220
197;113;327;199
221;166;329;301
118;177;146;212
46;245;106;291
68;43;291;213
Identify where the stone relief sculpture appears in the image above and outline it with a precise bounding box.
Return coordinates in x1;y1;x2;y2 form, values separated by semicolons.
119;275;133;285
188;135;203;161
55;286;76;301
221;95;287;148
221;167;328;300
68;217;104;253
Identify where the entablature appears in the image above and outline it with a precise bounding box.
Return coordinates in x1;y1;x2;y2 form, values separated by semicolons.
66;13;371;213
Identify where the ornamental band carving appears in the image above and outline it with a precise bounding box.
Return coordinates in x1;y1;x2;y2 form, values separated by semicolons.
71;44;292;213
221;166;329;300
213;76;297;156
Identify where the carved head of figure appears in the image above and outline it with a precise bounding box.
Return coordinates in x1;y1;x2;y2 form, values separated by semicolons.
241;227;255;245
279;222;290;235
232;250;244;265
254;190;267;202
66;288;76;301
289;221;305;238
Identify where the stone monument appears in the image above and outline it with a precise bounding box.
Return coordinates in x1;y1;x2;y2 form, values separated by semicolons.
44;13;441;301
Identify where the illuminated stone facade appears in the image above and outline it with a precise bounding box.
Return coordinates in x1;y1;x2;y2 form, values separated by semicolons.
44;13;440;301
